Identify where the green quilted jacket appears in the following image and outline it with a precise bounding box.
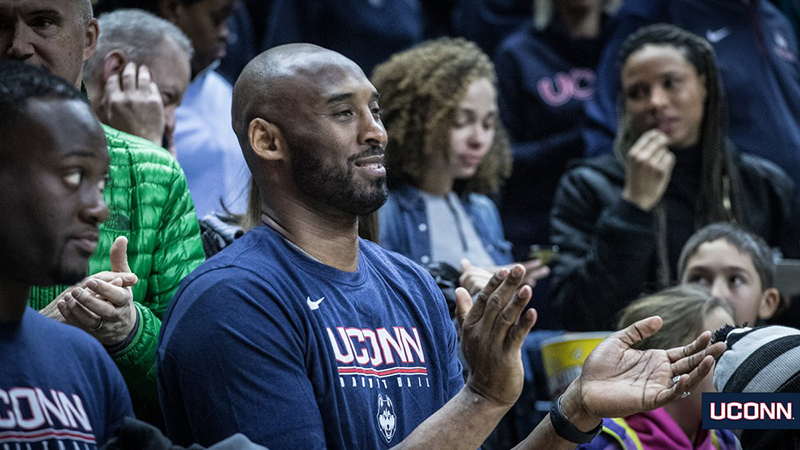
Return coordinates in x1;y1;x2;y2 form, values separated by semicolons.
28;125;205;421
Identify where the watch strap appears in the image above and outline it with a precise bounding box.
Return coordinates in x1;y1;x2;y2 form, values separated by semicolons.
549;394;603;444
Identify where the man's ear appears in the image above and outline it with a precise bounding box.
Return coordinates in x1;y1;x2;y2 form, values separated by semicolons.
249;118;286;162
102;51;126;81
82;18;99;63
757;287;781;321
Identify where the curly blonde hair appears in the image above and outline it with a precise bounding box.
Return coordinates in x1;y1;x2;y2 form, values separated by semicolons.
371;37;512;195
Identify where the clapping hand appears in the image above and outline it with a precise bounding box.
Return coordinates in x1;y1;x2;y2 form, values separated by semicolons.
558;316;726;431
57;236;139;347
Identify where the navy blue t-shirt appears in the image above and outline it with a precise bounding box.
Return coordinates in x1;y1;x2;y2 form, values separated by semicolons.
158;225;463;449
0;308;133;448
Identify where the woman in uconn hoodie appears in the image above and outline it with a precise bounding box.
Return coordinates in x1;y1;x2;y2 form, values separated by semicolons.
549;24;800;332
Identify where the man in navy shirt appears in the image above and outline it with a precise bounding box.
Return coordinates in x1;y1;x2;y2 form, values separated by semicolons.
0;62;133;449
158;44;726;449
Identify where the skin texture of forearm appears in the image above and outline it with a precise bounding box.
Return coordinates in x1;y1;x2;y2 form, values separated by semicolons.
390;386;511;450
513;380;600;450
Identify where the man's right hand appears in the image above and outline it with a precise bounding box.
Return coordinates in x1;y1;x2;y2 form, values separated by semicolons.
99;62;165;145
455;264;536;406
621;130;675;211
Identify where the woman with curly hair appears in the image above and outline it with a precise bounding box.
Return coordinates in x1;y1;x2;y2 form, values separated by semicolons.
373;37;548;293
549;24;800;332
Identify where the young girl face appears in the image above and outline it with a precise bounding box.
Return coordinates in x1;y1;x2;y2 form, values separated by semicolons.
621;44;707;149
448;78;497;179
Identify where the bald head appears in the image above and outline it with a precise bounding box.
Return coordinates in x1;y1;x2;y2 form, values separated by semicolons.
232;44;366;155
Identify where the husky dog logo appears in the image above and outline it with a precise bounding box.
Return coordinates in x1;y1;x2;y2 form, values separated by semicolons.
376;394;397;443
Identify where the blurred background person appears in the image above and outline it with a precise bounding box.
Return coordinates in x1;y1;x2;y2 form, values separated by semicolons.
372;38;550;308
495;0;619;260
94;0;250;219
581;0;800;207
550;24;800;331
84;9;192;155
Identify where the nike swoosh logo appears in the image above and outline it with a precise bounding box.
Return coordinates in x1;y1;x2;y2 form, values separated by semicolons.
706;27;731;43
306;296;325;310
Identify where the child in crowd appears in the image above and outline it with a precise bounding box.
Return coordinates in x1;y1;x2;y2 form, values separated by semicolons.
581;285;738;450
679;222;783;326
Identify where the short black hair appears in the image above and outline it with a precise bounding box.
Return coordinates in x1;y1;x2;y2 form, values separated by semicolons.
0;61;87;138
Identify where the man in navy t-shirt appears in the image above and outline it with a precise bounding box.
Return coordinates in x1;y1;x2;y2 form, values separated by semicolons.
0;62;133;448
158;44;729;450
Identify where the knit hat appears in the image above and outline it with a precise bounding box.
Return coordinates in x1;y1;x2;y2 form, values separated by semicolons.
712;325;800;450
713;325;800;394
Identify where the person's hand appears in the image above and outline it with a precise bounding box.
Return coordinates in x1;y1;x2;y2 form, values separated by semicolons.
57;236;139;347
459;259;549;296
559;316;725;431
456;264;537;406
39;266;137;323
621;130;675;211
99;62;165;145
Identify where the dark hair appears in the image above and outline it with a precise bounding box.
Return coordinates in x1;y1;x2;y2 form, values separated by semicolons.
678;222;776;289
371;37;512;196
92;0;203;16
0;62;86;138
614;24;745;286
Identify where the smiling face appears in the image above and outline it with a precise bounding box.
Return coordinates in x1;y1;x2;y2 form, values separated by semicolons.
280;57;389;216
681;238;767;325
0;98;109;285
0;0;97;87
621;44;707;149
448;77;497;180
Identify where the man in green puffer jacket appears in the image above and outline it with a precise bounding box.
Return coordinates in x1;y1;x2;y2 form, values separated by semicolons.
0;0;205;425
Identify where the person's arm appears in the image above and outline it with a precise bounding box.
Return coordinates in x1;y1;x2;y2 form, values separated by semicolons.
395;265;723;449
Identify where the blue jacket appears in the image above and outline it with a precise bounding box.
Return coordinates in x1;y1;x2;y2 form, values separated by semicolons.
582;0;800;198
379;184;514;267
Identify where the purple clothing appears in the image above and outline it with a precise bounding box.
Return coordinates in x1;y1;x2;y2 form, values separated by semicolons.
581;408;738;450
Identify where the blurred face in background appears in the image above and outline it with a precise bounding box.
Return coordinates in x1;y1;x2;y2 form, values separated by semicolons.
621;44;707;149
165;0;235;77
449;77;496;180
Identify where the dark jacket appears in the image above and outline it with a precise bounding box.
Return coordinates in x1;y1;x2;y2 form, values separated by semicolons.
550;151;800;331
581;0;800;204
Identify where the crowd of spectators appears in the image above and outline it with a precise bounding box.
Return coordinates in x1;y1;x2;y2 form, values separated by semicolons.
1;0;800;448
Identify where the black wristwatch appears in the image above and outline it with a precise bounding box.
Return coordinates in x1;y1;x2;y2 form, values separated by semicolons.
549;394;603;444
